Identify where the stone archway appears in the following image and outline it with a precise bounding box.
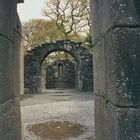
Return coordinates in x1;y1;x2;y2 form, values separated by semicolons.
24;40;93;94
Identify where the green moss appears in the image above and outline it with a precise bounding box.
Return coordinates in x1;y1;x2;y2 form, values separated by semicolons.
101;96;109;105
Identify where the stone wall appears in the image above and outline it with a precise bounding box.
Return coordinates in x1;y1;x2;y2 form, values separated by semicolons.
46;59;76;89
91;0;140;140
0;1;23;140
24;40;93;93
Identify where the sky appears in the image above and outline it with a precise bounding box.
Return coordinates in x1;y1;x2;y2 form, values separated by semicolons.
17;0;46;23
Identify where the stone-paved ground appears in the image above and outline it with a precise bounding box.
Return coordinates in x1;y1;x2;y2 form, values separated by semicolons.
20;90;95;140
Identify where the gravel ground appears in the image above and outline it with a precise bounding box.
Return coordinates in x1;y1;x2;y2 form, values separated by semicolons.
20;89;95;140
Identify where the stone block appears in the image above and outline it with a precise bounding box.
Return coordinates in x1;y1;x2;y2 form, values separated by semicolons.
13;13;23;96
46;59;76;89
90;0;140;43
106;28;140;106
0;0;17;40
20;40;24;95
94;28;140;106
0;36;14;104
17;0;24;3
13;32;21;97
94;96;118;140
0;98;22;140
95;95;140;140
16;13;22;35
93;40;106;96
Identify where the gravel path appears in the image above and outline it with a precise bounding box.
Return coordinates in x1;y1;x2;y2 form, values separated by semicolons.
20;90;95;140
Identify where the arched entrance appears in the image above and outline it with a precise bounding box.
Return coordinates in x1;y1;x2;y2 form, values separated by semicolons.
42;52;76;90
24;40;93;94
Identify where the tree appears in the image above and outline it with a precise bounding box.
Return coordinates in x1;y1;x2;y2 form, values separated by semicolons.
42;0;90;39
43;51;75;65
23;19;64;52
23;18;84;53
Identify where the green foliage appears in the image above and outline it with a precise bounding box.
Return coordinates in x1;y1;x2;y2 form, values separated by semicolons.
23;19;64;52
23;0;92;54
84;33;93;49
42;51;75;67
101;96;109;105
23;19;85;53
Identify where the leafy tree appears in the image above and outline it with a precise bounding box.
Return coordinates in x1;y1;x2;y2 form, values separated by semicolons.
23;18;84;53
43;51;75;66
23;19;64;52
42;0;90;39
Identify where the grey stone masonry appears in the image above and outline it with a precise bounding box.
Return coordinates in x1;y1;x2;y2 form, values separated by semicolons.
91;0;140;140
0;1;23;140
24;40;93;94
46;59;76;89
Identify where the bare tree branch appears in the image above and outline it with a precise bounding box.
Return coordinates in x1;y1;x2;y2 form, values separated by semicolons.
42;0;90;38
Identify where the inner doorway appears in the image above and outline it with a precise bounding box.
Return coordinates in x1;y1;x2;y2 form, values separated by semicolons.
41;51;77;91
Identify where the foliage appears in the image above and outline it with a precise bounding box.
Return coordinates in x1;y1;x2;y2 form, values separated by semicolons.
23;0;91;53
43;51;75;66
23;19;64;52
23;18;85;53
84;32;93;48
101;96;109;105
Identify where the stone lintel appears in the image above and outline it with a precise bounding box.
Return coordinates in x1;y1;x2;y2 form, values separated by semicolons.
17;0;24;3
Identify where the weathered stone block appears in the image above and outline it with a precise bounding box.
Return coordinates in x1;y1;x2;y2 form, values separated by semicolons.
46;59;76;89
20;41;24;96
0;36;14;104
15;13;22;35
94;96;118;140
106;28;140;106
0;0;17;40
13;32;21;97
91;0;140;43
95;95;140;140
93;40;106;96
94;28;140;106
13;14;23;97
0;98;22;140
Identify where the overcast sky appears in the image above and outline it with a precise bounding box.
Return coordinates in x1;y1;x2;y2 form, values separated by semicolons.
17;0;46;22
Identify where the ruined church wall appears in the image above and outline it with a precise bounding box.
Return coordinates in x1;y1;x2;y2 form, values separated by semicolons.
46;59;76;89
0;0;23;139
24;41;93;93
91;0;140;139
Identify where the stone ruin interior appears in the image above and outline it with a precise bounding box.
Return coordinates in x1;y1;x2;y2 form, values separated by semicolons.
0;0;140;140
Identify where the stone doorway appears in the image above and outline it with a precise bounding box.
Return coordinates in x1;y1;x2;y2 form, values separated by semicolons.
41;51;77;91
